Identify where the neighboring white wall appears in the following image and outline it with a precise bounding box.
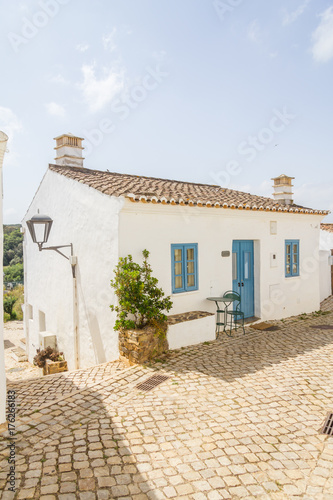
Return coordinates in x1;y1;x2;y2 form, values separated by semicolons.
23;170;124;370
319;229;333;301
0;132;8;426
319;250;331;302
119;201;323;322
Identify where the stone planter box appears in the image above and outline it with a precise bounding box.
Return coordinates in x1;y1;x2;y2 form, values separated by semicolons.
43;359;68;376
119;325;168;365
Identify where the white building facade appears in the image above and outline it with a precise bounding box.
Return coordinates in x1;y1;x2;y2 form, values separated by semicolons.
319;224;333;302
22;135;328;371
0;132;9;427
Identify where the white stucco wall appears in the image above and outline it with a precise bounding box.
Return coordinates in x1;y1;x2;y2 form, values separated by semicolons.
0;229;5;425
0;134;8;426
168;315;216;349
319;229;333;301
23;170;123;370
119;201;323;322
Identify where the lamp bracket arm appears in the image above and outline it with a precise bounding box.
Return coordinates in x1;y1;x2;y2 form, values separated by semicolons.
39;244;73;260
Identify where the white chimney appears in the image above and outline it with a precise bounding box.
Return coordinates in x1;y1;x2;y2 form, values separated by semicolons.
54;133;84;167
272;174;294;205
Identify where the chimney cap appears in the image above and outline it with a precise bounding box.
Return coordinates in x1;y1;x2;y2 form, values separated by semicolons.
271;174;295;181
54;132;84;141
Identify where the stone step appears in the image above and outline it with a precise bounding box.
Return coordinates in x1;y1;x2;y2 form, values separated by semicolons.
19;337;26;350
10;347;28;362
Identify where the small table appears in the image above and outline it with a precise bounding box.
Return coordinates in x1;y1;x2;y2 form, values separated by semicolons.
206;296;234;337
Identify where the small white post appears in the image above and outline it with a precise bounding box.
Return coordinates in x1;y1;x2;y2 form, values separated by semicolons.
70;254;79;370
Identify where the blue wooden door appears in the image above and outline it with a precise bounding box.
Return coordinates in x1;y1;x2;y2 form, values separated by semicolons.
232;240;254;318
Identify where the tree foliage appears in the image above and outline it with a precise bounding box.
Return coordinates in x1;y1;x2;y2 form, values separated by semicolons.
3;295;17;320
110;249;173;330
3;225;23;267
4;263;23;283
3;285;24;322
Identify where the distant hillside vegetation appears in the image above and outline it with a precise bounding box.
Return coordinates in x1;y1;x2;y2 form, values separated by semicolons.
3;225;23;283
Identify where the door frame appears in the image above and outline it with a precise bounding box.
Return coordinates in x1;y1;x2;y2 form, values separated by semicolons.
232;240;255;319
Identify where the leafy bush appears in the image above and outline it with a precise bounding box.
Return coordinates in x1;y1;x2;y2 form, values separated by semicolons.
3;285;24;322
3;226;23;266
33;346;64;368
3;295;17;320
110;249;173;330
4;263;23;283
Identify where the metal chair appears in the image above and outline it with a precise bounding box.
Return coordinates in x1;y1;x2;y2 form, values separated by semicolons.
224;290;245;336
215;293;234;337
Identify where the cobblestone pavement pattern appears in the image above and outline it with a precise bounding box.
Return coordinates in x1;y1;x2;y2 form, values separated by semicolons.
6;360;129;417
1;300;333;499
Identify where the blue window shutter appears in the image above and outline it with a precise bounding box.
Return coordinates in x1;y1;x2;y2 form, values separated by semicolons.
285;240;299;277
171;243;198;293
184;243;198;291
171;244;185;293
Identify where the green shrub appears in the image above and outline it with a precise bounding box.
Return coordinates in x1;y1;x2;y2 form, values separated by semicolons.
3;285;24;321
3;295;17;320
3;226;23;267
3;263;23;283
110;249;173;330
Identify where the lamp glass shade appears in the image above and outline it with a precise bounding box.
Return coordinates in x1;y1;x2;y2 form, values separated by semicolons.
26;215;53;245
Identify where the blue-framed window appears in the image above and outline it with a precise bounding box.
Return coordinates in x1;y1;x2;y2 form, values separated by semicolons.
171;243;198;293
285;240;300;277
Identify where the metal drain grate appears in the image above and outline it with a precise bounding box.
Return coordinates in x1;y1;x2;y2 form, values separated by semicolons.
136;374;170;392
320;412;333;436
310;325;333;330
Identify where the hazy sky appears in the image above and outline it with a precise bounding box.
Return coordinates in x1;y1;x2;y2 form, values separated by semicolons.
1;0;333;223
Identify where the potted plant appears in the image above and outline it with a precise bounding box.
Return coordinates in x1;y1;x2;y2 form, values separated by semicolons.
110;249;173;364
33;346;68;375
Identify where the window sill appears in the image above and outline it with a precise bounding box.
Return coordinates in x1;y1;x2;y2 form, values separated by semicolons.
171;290;200;297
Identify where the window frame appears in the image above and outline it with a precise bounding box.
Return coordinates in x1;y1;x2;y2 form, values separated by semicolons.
171;243;198;293
285;239;300;277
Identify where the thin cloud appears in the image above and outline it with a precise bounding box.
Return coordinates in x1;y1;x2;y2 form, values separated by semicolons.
0;106;22;139
311;6;333;63
76;42;90;53
283;0;311;26
48;74;70;85
152;50;167;62
45;102;66;117
0;107;22;167
247;20;261;43
103;28;117;52
294;181;333;212
79;63;125;113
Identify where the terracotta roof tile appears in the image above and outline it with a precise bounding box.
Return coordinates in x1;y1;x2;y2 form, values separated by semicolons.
49;164;329;215
321;223;333;233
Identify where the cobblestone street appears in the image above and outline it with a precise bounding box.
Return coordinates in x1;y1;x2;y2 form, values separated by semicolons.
1;304;333;499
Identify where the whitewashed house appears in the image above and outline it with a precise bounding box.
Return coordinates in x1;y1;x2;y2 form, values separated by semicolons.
22;134;329;370
319;223;333;302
